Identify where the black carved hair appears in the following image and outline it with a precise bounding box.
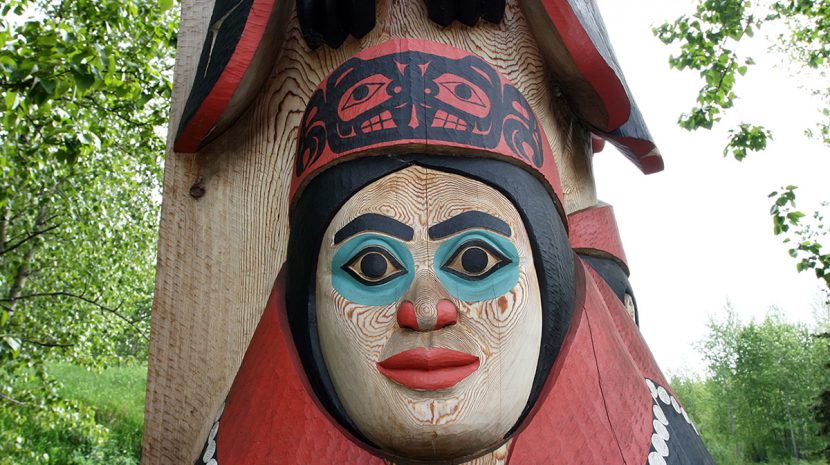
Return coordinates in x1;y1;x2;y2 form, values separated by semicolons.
284;154;577;447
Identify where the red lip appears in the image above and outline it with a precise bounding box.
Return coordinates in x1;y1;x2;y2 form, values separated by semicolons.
376;347;480;390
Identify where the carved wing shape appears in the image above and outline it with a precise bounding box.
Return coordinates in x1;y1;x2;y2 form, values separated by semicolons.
174;0;290;153
521;0;664;173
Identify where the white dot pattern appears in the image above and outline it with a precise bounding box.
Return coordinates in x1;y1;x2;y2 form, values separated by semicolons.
644;378;701;465
195;402;225;465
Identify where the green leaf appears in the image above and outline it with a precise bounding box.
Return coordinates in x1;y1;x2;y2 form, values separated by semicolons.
4;91;18;110
4;336;21;353
71;69;96;91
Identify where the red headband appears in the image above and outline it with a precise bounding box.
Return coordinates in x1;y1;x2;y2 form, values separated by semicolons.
291;39;564;213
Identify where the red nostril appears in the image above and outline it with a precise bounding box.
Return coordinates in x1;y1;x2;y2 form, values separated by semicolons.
397;301;419;330
435;299;458;329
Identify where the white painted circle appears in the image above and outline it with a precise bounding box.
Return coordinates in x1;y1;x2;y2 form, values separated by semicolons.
670;396;682;413
209;422;220;440
653;419;670;441
648;451;667;465
646;379;658;399
682;408;691;424
657;386;670;404
202;441;216;462
652;433;669;456
207;459;218;465
653;403;669;425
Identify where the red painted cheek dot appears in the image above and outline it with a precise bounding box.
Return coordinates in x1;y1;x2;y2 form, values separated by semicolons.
435;299;458;329
397;301;419;330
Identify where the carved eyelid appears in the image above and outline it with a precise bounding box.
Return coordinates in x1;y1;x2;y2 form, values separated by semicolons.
440;239;512;282
342;245;407;286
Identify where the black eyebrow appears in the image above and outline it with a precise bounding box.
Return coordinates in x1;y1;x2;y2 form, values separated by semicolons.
428;211;512;240
334;213;414;244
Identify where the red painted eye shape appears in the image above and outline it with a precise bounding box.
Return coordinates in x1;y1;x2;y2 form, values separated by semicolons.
338;75;393;122
441;240;510;281
433;74;490;119
342;246;408;286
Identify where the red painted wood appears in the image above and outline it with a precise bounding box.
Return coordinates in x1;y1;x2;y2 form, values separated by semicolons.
290;39;564;212
435;299;458;329
590;133;605;153
538;0;629;131
530;0;665;175
510;260;653;464
174;0;280;153
216;269;384;465
608;135;664;174
588;265;669;387
568;204;628;270
212;259;671;464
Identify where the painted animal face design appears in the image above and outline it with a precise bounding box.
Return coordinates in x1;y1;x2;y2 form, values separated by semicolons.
294;41;548;187
315;166;542;461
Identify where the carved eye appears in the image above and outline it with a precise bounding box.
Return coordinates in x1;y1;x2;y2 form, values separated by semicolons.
338;74;393;122
440;239;511;281
440;81;484;106
433;73;490;119
342;246;408;286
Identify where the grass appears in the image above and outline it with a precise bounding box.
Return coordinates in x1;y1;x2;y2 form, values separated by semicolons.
50;363;147;459
0;363;147;465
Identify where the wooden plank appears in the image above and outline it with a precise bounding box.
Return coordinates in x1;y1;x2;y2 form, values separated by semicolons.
142;2;599;464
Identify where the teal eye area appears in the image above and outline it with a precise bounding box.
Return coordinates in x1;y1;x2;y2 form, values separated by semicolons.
434;231;520;302
332;234;414;306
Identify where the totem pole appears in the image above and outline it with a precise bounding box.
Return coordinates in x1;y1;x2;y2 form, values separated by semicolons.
143;2;713;465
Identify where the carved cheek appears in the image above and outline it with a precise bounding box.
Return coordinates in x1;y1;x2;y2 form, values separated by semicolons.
329;290;398;362
459;269;533;355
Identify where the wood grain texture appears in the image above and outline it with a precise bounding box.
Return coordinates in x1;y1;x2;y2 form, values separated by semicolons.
144;2;598;464
316;167;541;461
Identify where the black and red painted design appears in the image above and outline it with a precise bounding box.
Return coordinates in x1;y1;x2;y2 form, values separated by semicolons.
174;1;664;178
292;39;561;205
173;0;289;153
523;0;663;173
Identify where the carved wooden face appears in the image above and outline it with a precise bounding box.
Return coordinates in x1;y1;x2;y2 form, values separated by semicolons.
315;166;543;460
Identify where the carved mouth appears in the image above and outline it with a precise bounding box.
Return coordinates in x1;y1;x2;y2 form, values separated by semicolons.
376;347;480;390
431;110;468;130
360;110;396;133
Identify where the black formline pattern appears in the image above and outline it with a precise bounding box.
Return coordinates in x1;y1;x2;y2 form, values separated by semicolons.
644;379;714;465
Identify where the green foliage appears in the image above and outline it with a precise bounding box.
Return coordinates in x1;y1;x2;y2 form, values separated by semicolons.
654;0;830;153
769;187;830;288
655;0;830;295
657;4;830;444
653;0;761;135
0;0;176;462
0;363;147;465
675;306;830;463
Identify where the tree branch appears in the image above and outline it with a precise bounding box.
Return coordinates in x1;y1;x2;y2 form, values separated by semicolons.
0;223;60;257
0;392;29;407
1;291;149;340
5;204;49;315
23;338;73;348
0;205;8;255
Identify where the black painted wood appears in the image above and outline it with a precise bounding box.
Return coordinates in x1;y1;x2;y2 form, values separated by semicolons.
579;254;638;326
297;0;506;49
286;155;576;445
297;0;376;49
177;0;254;142
424;0;506;28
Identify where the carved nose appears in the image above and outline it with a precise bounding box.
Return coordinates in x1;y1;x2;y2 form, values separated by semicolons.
397;299;458;331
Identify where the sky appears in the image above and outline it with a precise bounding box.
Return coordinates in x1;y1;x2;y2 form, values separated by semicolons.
593;0;830;375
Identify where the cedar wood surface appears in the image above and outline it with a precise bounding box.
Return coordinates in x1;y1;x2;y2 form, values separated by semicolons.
142;2;598;464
